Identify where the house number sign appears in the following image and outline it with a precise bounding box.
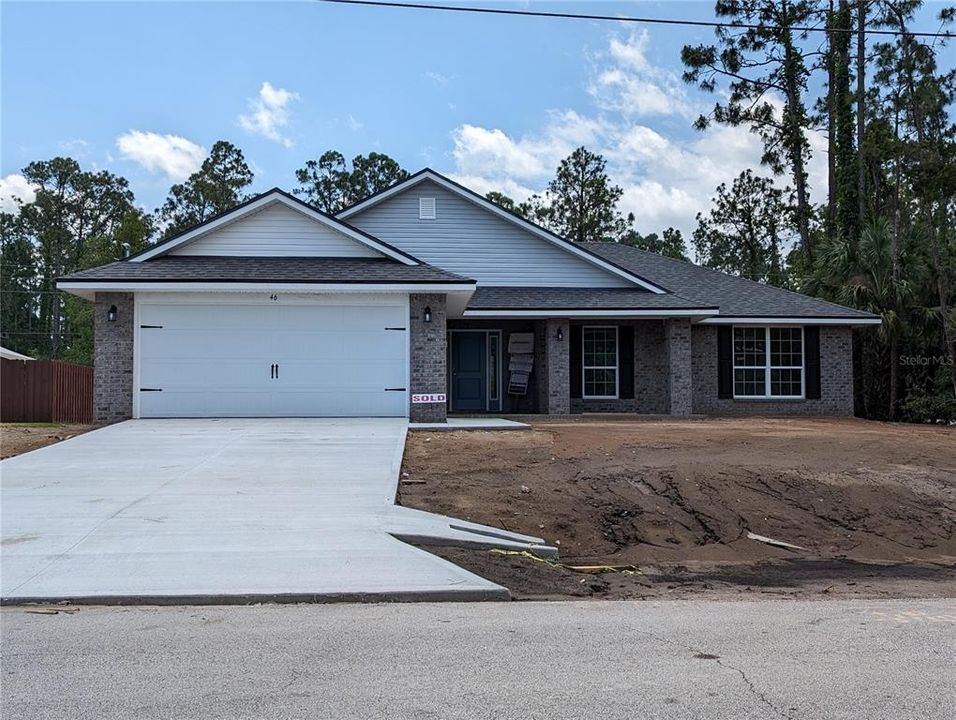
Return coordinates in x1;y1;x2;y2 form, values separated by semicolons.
411;393;446;404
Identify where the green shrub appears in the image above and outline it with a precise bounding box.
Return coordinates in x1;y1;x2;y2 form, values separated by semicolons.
900;395;956;424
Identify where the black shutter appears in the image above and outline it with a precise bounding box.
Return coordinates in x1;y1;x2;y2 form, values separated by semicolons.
717;326;733;399
570;324;582;399
618;325;634;399
805;326;821;399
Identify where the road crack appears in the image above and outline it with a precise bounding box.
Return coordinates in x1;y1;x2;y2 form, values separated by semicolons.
631;627;795;719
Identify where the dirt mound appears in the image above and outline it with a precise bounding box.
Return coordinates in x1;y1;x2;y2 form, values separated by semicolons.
400;417;956;599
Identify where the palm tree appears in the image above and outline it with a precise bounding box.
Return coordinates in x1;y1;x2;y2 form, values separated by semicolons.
813;216;927;417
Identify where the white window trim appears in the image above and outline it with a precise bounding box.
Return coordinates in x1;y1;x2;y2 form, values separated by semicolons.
582;325;619;400
732;325;805;400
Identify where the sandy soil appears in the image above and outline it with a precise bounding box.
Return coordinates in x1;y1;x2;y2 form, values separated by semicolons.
400;417;956;600
0;424;93;460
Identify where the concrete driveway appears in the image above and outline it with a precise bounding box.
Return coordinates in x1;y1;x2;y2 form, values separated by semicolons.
1;419;549;603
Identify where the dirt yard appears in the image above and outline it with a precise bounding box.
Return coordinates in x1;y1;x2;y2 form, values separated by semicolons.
0;424;92;459
400;417;956;600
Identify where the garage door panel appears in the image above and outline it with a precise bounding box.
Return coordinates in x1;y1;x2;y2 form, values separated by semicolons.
275;331;404;362
269;389;406;417
142;359;271;389
137;298;409;418
281;304;406;331
141;330;276;362
141;390;274;418
279;359;405;387
141;304;278;331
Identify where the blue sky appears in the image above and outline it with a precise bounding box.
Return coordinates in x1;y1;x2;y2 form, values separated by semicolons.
1;1;950;236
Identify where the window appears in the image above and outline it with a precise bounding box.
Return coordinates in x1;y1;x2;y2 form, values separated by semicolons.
419;197;436;219
583;326;618;398
733;327;804;399
489;333;499;402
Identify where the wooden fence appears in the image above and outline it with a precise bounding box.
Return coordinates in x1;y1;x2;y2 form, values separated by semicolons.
1;358;94;424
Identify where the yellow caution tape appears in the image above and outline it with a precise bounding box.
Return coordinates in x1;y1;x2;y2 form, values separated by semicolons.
488;549;641;575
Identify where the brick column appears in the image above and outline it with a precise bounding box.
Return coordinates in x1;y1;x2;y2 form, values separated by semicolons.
666;318;692;416
541;318;570;415
94;292;135;424
409;293;447;423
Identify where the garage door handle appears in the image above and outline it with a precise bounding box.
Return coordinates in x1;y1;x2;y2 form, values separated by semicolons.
270;363;276;379
276;363;279;379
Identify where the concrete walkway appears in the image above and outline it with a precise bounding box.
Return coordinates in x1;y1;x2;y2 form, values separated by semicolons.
0;419;549;603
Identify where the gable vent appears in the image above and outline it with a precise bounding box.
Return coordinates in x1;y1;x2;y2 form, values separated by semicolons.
419;197;436;220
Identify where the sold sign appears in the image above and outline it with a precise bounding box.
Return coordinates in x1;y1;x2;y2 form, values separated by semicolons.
411;393;446;404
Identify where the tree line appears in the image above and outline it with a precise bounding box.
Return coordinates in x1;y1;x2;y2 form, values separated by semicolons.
1;0;952;420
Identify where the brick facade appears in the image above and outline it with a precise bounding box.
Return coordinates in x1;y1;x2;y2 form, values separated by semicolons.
93;292;134;424
666;319;692;416
691;324;854;416
541;319;570;414
89;288;854;422
409;293;447;423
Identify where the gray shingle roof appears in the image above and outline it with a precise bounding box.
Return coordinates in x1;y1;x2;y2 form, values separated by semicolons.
59;256;474;284
583;243;878;320
467;286;715;311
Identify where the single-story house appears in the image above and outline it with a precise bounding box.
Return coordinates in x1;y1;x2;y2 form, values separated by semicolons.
58;169;880;424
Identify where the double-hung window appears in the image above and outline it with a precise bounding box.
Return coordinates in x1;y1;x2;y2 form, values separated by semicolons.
733;326;804;399
583;326;618;399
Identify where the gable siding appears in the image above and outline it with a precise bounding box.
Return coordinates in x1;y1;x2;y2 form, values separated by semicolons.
170;202;384;258
346;180;631;287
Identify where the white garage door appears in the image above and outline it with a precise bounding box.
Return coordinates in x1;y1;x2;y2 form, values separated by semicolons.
137;295;408;417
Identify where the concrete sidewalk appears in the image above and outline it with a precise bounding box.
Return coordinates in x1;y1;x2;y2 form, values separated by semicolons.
0;419;550;603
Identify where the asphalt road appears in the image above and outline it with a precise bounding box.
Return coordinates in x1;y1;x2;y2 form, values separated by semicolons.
3;599;954;719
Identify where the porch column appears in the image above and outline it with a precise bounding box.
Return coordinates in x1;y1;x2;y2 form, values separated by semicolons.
666;318;692;416
538;318;570;415
409;293;447;423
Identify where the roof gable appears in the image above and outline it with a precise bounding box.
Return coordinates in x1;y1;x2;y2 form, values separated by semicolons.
338;170;666;292
133;189;419;265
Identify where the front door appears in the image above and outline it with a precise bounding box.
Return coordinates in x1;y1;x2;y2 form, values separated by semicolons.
451;332;487;411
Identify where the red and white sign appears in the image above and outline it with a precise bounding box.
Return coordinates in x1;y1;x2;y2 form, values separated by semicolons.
411;393;446;404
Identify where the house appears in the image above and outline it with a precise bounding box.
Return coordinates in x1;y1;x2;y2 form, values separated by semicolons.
58;169;880;424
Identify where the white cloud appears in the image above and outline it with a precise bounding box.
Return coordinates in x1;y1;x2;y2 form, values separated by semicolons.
346;114;364;132
424;70;452;87
238;81;300;147
58;138;90;155
116;131;206;181
0;174;38;212
449;31;829;239
452;111;609;189
589;31;692;118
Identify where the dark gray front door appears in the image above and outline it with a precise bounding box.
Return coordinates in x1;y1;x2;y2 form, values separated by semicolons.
451;332;487;411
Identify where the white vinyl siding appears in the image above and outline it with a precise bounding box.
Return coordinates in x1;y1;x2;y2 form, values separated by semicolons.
583;326;618;399
733;326;804;399
346;180;632;287
170;202;385;258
